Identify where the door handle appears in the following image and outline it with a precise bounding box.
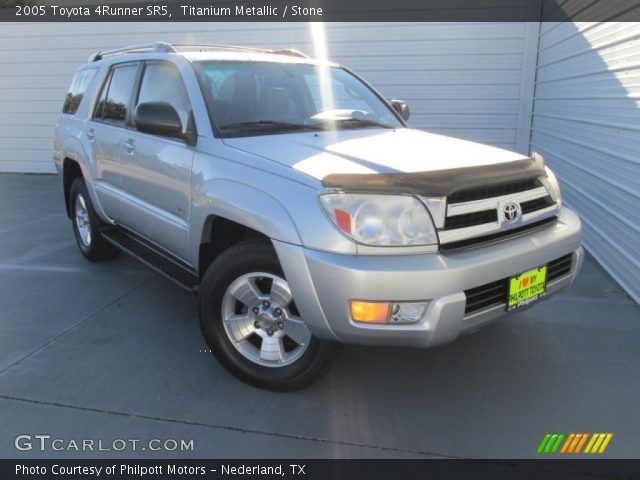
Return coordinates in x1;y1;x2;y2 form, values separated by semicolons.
123;139;135;154
86;129;95;142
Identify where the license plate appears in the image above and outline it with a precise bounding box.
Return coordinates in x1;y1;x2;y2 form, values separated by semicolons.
507;266;547;312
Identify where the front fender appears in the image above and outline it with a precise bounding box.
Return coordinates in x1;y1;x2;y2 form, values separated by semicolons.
190;179;302;265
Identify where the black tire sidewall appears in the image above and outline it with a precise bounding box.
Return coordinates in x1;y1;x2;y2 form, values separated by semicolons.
199;241;334;391
69;177;115;261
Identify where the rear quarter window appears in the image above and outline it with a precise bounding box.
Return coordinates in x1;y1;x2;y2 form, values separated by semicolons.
62;68;98;115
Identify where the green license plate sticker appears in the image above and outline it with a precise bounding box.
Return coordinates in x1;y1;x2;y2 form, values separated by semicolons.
507;266;547;311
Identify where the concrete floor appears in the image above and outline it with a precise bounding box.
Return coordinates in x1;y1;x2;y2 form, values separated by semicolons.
0;173;638;459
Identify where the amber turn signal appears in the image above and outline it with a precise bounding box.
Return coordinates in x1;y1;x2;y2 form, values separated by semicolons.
350;301;392;324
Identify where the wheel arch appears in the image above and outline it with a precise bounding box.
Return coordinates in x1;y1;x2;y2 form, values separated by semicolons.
192;179;302;276
63;157;84;218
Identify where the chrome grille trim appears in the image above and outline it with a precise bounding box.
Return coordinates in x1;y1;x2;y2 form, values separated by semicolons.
439;204;558;244
436;177;558;246
446;186;549;217
521;205;557;222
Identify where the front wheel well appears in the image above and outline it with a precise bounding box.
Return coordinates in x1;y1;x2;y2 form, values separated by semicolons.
199;216;270;277
63;158;83;218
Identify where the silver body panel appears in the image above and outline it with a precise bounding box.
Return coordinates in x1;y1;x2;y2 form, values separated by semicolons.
53;48;583;348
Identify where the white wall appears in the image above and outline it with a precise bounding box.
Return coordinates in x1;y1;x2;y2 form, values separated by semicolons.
0;22;538;173
531;22;640;303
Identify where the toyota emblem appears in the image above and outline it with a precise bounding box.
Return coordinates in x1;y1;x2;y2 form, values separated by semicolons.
502;202;522;224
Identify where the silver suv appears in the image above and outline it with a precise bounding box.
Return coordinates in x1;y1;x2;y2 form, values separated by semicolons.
54;42;583;390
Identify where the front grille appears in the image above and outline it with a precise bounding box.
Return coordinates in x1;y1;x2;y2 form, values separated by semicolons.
448;178;542;204
547;254;573;282
439;176;558;249
464;279;505;314
463;253;574;315
440;218;557;252
444;210;497;230
521;196;555;214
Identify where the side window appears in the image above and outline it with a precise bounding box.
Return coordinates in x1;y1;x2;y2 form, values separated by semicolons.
93;72;110;120
62;68;97;115
136;63;192;135
96;64;138;125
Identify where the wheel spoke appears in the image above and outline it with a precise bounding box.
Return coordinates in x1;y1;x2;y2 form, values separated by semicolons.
227;313;251;323
77;195;87;213
284;316;311;345
229;278;264;307
225;313;256;342
269;277;292;306
259;335;285;362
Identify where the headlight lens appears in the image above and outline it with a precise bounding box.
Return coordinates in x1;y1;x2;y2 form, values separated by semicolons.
320;193;437;246
543;166;562;209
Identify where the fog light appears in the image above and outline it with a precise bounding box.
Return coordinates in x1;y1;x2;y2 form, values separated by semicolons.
390;302;428;324
350;301;428;324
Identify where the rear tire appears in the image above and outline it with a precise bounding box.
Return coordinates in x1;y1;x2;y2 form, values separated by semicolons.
199;240;337;391
69;177;119;262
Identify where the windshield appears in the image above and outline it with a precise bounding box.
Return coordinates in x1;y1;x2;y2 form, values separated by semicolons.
193;61;403;137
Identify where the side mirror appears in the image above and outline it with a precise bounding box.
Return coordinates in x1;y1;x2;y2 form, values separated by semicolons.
391;99;410;121
134;102;184;140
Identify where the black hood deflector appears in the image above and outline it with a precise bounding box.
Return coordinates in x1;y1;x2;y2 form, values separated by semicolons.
321;155;546;197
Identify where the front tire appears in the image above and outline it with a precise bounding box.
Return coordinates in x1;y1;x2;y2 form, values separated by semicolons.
199;240;337;391
69;177;119;262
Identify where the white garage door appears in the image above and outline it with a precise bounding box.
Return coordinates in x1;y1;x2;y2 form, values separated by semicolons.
0;22;538;173
531;22;640;303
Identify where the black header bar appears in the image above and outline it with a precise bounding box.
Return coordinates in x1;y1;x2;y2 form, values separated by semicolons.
3;459;640;480
1;0;640;22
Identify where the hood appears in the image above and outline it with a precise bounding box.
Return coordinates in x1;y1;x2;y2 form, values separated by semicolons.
223;128;544;195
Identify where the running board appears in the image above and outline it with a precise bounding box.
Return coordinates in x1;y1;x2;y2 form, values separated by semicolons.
101;228;199;292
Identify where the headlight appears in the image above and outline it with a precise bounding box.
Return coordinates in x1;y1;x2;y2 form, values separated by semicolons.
542;166;562;209
319;193;437;246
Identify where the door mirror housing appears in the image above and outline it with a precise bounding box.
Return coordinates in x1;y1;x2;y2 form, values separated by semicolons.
390;99;410;121
134;102;185;141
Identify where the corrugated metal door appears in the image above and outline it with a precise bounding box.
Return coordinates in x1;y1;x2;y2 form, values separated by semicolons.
531;22;640;303
0;22;538;173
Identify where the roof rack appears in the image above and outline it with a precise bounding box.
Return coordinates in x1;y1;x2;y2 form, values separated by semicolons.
89;42;311;62
89;42;175;62
270;49;311;59
171;44;272;54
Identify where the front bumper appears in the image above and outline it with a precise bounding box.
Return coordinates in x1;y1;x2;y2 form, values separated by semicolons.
274;207;583;348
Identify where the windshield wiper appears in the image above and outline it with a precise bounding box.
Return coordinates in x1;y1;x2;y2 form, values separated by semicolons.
220;120;321;133
334;118;395;129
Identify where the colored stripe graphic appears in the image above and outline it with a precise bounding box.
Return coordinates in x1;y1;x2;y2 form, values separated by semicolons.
574;433;588;453
584;434;598;453
568;434;582;453
545;434;558;453
537;433;565;454
598;434;614;453
550;434;565;453
585;433;614;454
537;434;551;454
560;434;575;453
540;433;614;454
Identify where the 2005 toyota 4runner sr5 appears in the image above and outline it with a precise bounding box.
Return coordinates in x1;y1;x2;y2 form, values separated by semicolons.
54;42;583;390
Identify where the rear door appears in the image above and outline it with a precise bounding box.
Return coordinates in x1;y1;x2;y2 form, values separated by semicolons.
86;62;140;219
118;60;195;262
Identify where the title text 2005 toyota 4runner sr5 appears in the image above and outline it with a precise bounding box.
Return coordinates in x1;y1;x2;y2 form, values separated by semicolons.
54;42;583;390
